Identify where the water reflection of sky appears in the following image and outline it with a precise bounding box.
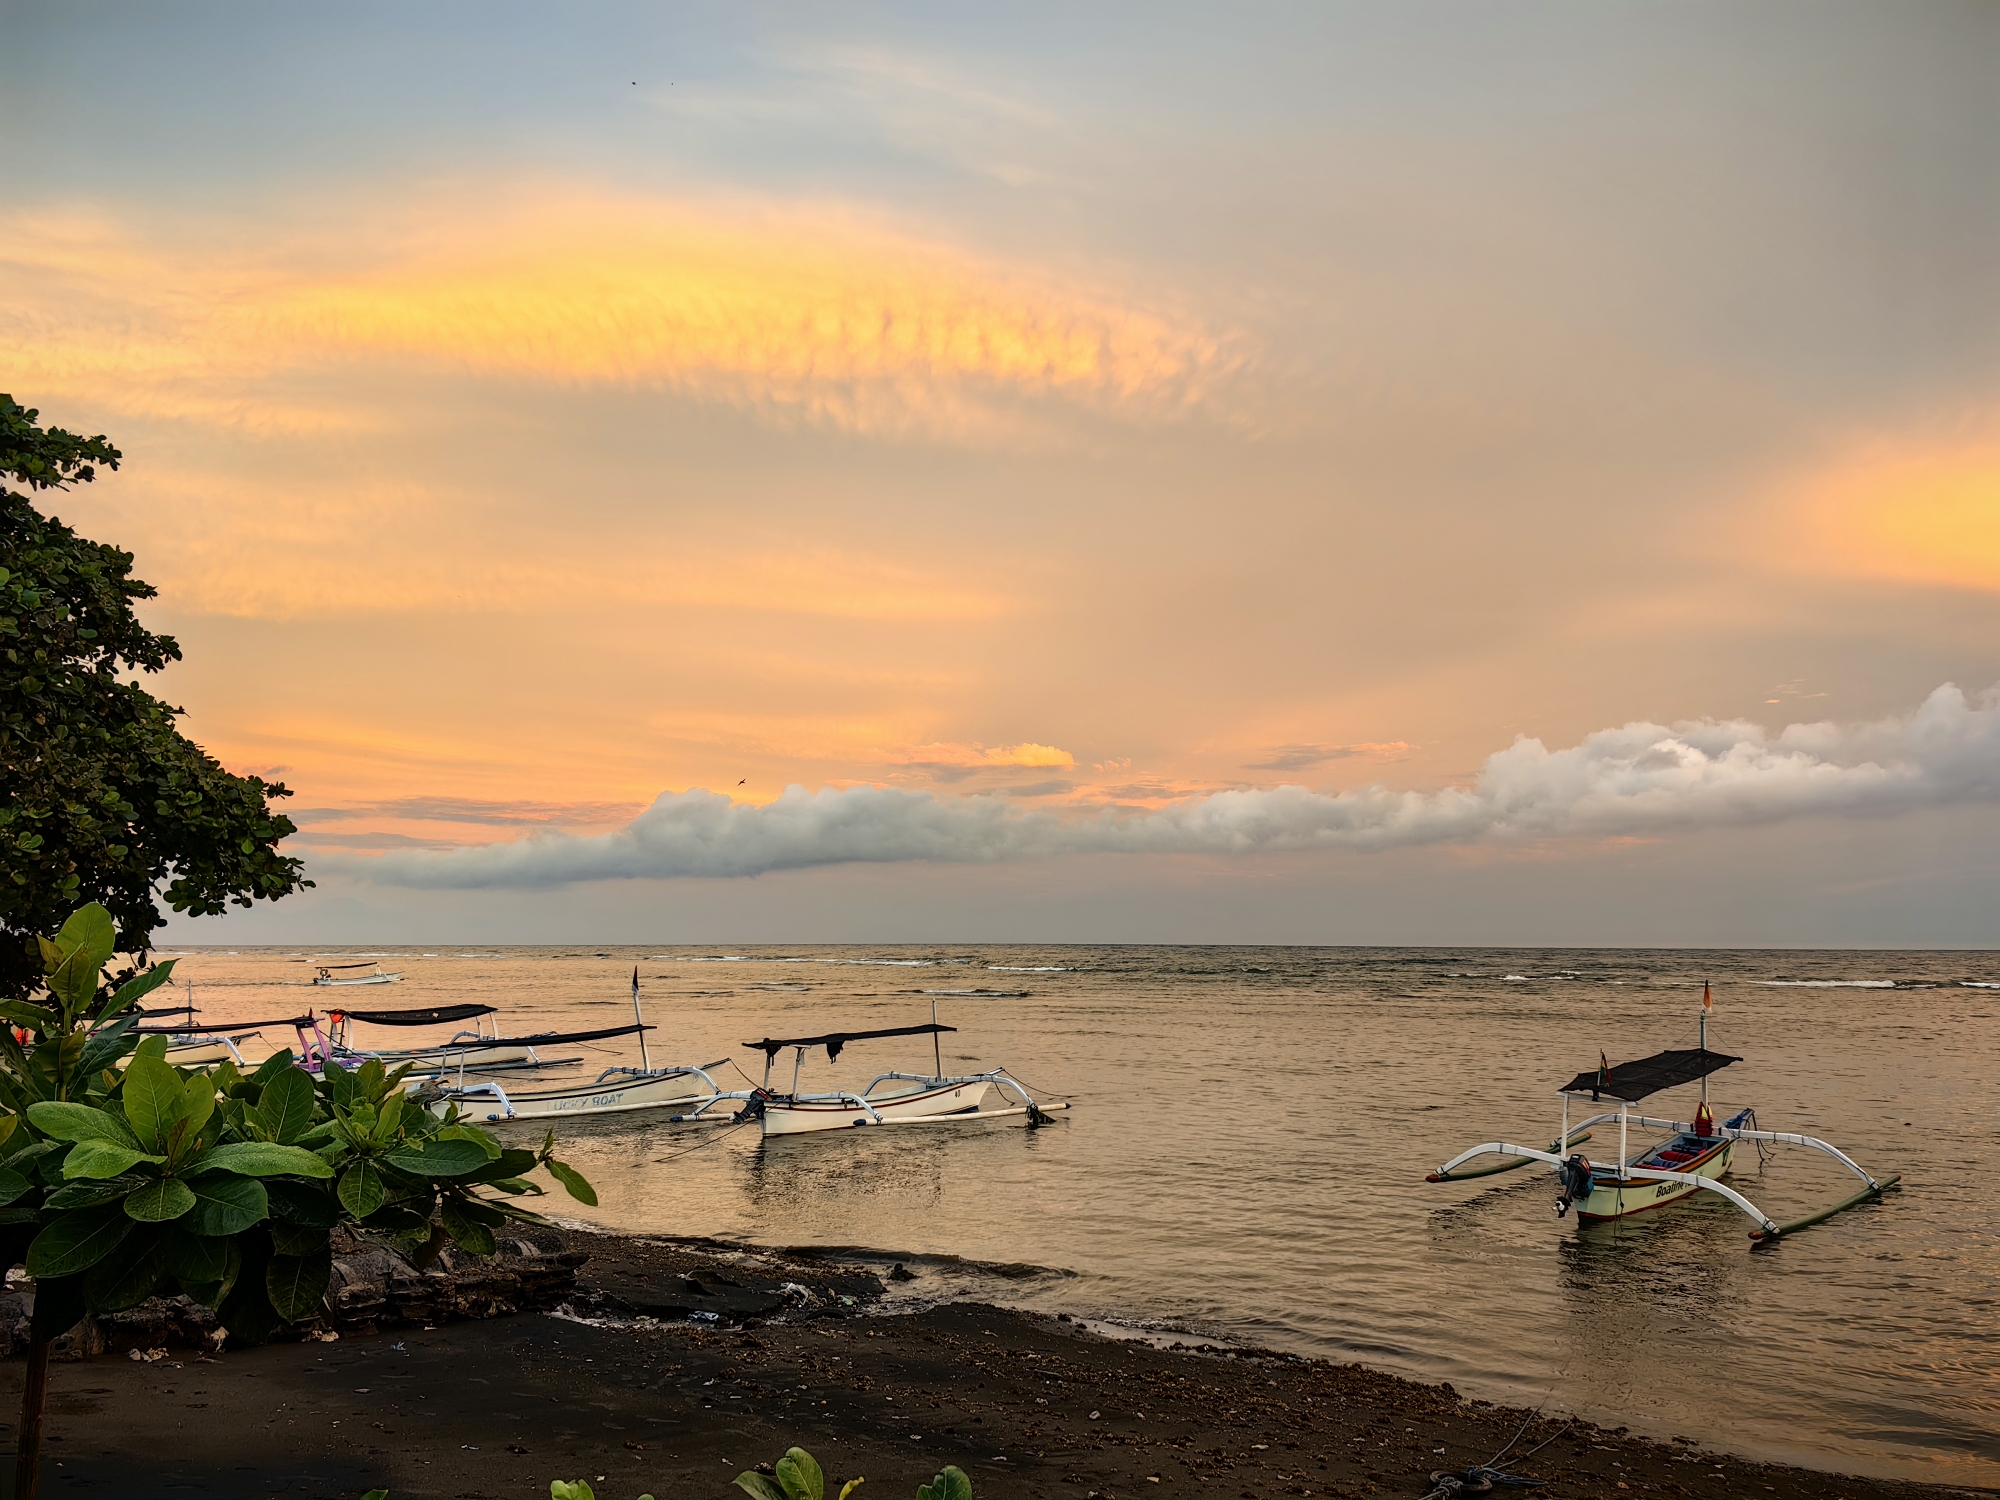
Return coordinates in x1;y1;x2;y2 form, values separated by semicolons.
157;943;1999;1485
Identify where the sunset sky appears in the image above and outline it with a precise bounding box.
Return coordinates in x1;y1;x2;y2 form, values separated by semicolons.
8;2;1999;945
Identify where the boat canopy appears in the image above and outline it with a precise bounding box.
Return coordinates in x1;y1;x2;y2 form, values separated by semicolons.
327;1003;496;1027
133;1014;316;1034
743;1022;956;1063
1559;1047;1740;1103
469;1022;653;1049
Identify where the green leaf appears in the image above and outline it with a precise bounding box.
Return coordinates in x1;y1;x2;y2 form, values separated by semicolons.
0;1166;30;1206
248;1049;297;1088
0;1002;57;1032
265;1178;339;1228
46;1174;146;1210
178;1072;217;1145
53;903;116;969
187;1173;268;1236
196;1141;334;1179
776;1447;825;1500
100;959;175;1020
553;1483;597;1500
254;1066;315;1144
165;1227;231;1284
122;1050;185;1150
62;1139;163;1179
734;1478;788;1500
384;1137;489;1178
338;1160;384;1219
28;1099;141;1148
124;1177;197;1222
266;1245;332;1321
915;1468;971;1500
437;1195;495;1255
27;1204;135;1277
84;1226;167;1312
72;1013;142;1082
543;1157;597;1207
269;1219;328;1257
461;1147;540;1185
838;1481;864;1500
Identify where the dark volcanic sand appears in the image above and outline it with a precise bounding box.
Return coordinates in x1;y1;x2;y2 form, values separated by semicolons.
2;1232;1984;1500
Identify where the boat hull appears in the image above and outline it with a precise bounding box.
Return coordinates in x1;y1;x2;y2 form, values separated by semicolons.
434;1071;726;1122
1576;1138;1733;1223
761;1080;990;1136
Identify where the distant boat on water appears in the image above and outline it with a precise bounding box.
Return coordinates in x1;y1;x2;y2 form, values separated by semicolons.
310;959;402;987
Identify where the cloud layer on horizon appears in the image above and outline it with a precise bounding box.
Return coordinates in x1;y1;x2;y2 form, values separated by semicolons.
328;684;2000;889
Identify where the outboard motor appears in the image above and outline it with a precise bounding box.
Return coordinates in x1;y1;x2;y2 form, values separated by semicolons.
1554;1153;1594;1218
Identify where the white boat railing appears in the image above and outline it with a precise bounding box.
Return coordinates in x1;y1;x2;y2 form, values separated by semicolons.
1621;1113;1882;1190
1432;1140;1782;1235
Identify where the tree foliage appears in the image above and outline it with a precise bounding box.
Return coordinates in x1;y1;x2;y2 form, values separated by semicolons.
0;397;309;996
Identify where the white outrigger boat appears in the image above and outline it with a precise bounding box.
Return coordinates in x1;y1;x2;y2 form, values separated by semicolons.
310;959;402;987
1425;989;1898;1243
710;1014;1070;1138
424;970;751;1123
321;1002;549;1072
131;983;265;1067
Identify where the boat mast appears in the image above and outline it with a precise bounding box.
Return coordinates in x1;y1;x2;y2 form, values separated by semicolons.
1700;980;1711;1108
632;967;652;1073
932;998;942;1079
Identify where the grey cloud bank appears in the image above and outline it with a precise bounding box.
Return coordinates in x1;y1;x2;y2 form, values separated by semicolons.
333;685;2000;890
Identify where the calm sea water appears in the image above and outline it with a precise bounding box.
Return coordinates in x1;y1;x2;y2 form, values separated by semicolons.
159;945;1998;1485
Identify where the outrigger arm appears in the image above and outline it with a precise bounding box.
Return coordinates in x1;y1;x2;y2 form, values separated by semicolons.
1427;1140;1784;1236
1620;1114;1883;1190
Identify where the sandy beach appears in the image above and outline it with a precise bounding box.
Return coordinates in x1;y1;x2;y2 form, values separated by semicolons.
3;1229;1982;1500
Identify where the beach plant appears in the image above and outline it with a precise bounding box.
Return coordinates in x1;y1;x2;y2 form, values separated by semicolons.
0;903;597;1500
0;396;309;1000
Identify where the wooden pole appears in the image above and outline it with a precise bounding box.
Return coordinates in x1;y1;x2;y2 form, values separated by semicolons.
14;1324;52;1500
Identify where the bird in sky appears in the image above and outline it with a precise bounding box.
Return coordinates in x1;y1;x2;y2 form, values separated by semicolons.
737;778;747;785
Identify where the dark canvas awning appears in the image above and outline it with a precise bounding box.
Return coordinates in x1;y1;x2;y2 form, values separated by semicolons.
1560;1048;1741;1103
462;1022;652;1049
133;1015;316;1033
744;1022;956;1062
326;1003;497;1027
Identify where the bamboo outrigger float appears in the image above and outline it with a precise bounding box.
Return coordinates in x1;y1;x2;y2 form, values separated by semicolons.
1425;987;1899;1244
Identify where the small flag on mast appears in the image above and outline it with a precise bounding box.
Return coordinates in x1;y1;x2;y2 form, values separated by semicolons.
1702;981;1713;1011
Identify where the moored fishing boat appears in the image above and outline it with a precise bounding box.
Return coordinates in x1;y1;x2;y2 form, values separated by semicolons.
728;1008;1070;1138
309;959;402;987
1424;985;1898;1243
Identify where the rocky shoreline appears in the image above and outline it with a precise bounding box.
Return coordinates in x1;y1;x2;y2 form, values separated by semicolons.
0;1227;1984;1500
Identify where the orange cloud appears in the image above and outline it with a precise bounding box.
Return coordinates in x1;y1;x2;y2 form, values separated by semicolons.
1778;428;2000;591
896;741;1076;768
1;191;1247;443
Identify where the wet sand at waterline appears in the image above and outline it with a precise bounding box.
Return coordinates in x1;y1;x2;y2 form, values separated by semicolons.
157;945;2000;1485
4;1231;1981;1500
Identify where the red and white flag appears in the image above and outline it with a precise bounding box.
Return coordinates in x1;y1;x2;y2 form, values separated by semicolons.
1702;981;1713;1012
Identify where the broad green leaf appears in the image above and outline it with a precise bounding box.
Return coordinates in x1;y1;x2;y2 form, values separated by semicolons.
187;1173;268;1236
0;1002;57;1032
46;1174;146;1210
915;1468;971;1500
62;1139;163;1179
838;1481;864;1500
776;1447;825;1500
54;903;116;969
0;1166;30;1206
438;1195;495;1255
131;1033;169;1062
248;1049;297;1088
266;1246;333;1321
543;1157;597;1207
27;1204;134;1277
266;1178;339;1228
122;1050;185;1149
269;1219;329;1257
384;1138;489;1178
99;959;175;1020
462;1147;540;1185
28;1100;141;1148
338;1161;384;1219
84;1227;167;1312
255;1067;315;1144
165;1227;231;1284
734;1476;787;1500
553;1483;597;1500
72;1014;142;1082
124;1178;197;1222
196;1141;333;1179
179;1072;217;1143
323;1065;359;1111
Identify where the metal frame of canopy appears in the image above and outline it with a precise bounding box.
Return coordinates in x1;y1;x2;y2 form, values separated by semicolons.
1424;991;1898;1244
